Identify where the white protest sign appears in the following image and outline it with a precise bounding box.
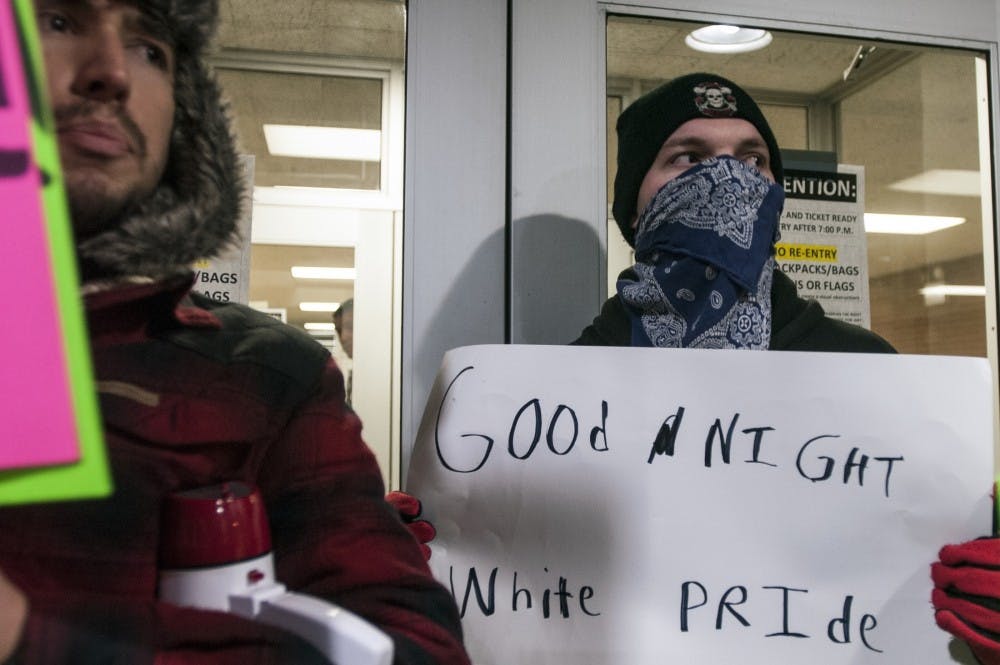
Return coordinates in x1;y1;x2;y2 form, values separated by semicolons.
407;345;993;665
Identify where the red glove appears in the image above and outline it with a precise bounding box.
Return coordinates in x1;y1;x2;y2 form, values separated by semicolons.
385;491;436;561
932;538;1000;665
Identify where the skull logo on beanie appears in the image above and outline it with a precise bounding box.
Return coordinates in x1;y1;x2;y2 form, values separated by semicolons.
693;82;738;117
611;72;783;248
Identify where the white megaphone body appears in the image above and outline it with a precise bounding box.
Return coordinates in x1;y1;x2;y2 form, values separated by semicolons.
157;482;393;665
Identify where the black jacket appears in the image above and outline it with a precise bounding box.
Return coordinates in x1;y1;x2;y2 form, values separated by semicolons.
573;269;896;353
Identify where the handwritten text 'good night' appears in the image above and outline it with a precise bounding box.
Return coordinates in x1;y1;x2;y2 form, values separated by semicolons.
434;365;904;498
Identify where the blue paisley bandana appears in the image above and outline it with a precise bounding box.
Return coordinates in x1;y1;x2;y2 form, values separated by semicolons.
618;156;785;349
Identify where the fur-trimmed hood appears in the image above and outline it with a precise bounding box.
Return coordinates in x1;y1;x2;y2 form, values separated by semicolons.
76;0;244;282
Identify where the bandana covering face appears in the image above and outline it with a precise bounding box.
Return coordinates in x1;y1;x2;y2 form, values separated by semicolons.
617;156;785;349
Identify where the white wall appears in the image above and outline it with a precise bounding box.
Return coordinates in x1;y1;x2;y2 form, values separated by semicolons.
402;0;508;474
353;210;397;486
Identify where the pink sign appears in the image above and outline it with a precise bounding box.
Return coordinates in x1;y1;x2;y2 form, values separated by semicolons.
0;1;81;470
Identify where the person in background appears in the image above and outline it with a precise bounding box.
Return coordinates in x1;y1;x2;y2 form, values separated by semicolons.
333;297;354;404
573;70;1000;664
333;297;354;359
0;1;469;663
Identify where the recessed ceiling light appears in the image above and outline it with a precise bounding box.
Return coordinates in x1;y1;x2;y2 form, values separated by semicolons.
299;302;341;312
685;25;773;54
863;213;965;234
291;266;357;281
263;124;381;161
888;169;981;197
304;322;337;331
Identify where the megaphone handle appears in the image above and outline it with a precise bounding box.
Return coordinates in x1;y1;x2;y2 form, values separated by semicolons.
231;587;394;665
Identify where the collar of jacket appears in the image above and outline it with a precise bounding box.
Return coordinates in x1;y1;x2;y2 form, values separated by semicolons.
85;274;222;347
768;269;826;349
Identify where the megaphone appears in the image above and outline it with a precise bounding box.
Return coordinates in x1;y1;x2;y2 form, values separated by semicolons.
158;482;393;665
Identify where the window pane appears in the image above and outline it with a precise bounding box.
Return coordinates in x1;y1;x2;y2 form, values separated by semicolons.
214;1;406;484
219;70;383;191
840;52;987;356
606;15;992;358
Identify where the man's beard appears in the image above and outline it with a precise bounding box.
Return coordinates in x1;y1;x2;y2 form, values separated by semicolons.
65;180;146;241
54;101;155;240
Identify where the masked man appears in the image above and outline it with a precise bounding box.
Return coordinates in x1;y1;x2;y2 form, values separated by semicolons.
0;2;469;663
574;71;1000;665
574;72;893;352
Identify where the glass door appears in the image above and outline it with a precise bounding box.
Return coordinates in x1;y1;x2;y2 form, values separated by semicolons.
500;3;998;664
508;0;1000;443
213;1;406;486
604;16;994;360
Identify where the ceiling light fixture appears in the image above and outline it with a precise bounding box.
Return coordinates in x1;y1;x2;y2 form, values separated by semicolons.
253;186;390;210
863;213;965;235
291;266;357;281
919;284;986;297
263;124;381;161
304;322;337;332
299;302;341;313
888;169;981;197
685;25;773;54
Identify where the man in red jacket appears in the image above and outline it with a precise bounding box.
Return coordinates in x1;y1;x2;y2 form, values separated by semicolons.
0;1;469;663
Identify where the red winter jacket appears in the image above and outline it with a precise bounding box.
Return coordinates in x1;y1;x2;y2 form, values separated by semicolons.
0;277;470;665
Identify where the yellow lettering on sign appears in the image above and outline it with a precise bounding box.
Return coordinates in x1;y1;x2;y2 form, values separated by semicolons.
774;243;838;263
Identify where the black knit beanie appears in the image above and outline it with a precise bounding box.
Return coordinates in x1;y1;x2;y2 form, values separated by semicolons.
612;72;783;247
